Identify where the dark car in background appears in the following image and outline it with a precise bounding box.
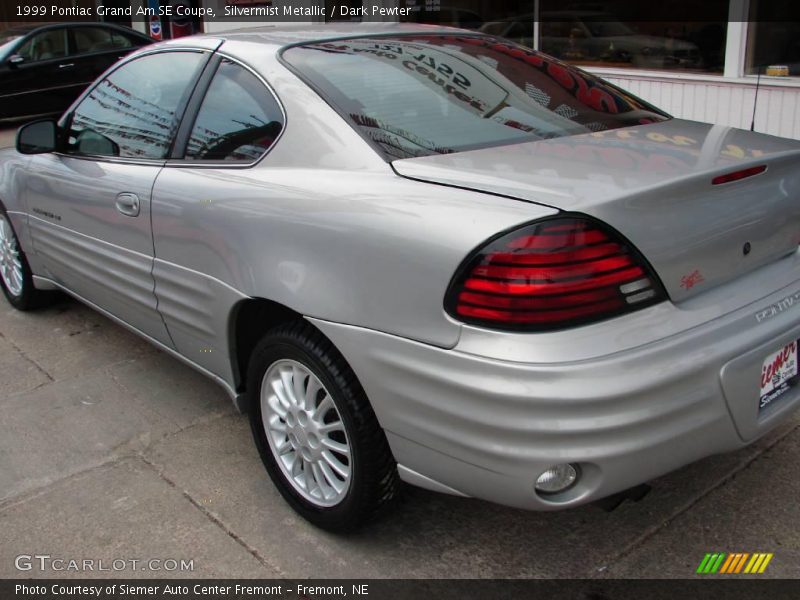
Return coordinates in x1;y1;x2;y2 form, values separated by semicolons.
0;22;153;122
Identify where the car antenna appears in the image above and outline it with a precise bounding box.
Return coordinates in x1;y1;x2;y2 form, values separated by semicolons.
751;66;762;132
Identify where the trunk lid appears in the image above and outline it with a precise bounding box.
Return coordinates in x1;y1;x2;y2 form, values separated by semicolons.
393;119;800;302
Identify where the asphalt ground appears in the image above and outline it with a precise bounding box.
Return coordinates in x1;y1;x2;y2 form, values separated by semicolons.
0;125;798;580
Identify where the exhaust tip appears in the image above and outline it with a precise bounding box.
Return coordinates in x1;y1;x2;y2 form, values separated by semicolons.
594;483;652;512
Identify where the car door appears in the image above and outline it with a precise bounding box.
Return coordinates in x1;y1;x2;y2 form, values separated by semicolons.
0;27;73;119
150;56;285;379
68;26;144;94
24;50;210;346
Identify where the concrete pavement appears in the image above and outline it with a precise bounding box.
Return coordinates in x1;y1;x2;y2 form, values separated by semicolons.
0;126;798;579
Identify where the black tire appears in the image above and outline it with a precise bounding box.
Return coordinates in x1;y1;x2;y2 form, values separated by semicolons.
0;204;55;311
247;320;399;531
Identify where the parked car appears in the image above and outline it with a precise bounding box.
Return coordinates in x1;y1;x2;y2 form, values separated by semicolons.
0;22;153;122
405;6;484;30
482;11;701;68
2;25;800;531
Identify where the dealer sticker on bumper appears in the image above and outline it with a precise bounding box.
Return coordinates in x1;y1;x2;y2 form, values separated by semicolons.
760;340;798;412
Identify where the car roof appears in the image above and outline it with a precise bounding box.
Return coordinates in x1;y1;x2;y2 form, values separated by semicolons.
205;22;468;47
1;24;42;35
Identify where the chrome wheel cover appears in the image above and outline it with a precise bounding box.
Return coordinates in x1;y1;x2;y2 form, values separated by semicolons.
261;359;352;507
0;215;23;297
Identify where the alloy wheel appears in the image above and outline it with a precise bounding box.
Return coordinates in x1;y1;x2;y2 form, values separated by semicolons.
0;215;23;297
260;359;352;507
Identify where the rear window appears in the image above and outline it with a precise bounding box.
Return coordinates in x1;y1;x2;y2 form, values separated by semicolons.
282;34;669;160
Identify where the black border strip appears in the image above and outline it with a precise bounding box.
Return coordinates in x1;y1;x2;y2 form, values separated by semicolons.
2;578;798;600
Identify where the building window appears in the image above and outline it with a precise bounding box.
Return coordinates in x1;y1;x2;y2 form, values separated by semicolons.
405;0;800;81
538;0;729;73
746;0;800;76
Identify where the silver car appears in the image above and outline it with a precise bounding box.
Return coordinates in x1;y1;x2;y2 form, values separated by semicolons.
2;24;800;531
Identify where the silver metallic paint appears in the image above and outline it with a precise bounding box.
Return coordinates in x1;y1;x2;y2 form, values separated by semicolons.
23;155;172;346
309;267;800;507
394;119;800;303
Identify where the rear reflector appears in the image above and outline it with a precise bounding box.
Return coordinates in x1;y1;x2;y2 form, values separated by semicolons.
711;165;767;185
445;216;666;331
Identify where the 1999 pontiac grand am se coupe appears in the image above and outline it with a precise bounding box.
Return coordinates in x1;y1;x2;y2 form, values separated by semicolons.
2;24;800;531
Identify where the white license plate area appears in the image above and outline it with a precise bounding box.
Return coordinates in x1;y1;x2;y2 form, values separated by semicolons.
760;340;799;412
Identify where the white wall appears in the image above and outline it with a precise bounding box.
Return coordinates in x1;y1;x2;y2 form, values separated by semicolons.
129;0;146;34
596;73;800;141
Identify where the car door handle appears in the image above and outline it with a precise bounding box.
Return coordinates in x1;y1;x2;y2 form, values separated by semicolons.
115;193;140;217
58;63;75;69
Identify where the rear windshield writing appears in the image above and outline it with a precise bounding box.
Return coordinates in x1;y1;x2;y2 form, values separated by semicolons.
283;35;669;160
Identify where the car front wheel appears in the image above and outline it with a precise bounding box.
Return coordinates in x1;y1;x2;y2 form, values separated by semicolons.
0;207;53;310
247;321;399;531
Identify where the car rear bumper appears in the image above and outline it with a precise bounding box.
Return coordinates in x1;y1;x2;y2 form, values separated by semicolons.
308;278;800;510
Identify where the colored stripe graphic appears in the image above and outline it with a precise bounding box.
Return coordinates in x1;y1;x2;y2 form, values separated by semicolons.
719;554;736;574
700;552;773;574
734;553;750;573
758;553;774;573
697;553;713;574
745;553;774;574
744;554;760;573
720;553;739;574
710;553;726;573
698;553;727;573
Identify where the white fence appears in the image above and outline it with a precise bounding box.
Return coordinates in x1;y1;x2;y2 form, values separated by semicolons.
596;72;800;141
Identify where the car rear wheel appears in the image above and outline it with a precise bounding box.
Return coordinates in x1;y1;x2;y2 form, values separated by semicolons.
0;207;54;310
247;321;399;531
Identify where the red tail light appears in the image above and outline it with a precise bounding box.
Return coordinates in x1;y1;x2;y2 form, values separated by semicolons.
445;216;666;331
711;165;767;185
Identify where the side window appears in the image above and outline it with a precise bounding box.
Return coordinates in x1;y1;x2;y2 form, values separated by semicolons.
185;59;284;162
73;27;116;55
111;31;135;49
66;52;205;159
16;29;67;62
